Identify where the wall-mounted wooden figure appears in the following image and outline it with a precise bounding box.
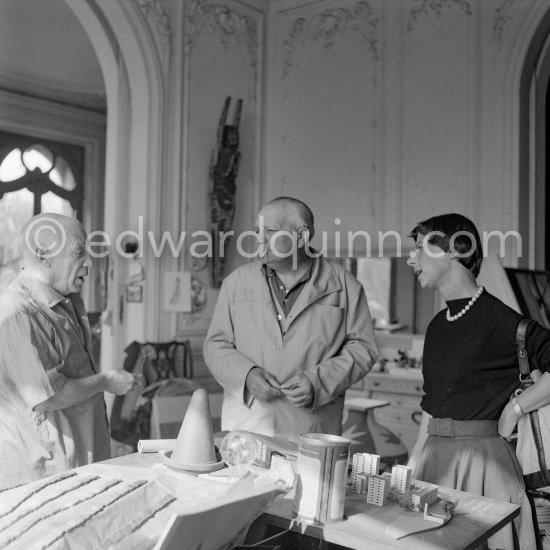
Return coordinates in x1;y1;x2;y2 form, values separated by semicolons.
209;96;242;288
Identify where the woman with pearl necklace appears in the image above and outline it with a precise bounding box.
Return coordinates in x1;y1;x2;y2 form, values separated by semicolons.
406;212;550;550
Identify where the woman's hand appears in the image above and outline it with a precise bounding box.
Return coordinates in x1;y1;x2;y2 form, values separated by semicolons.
498;401;520;437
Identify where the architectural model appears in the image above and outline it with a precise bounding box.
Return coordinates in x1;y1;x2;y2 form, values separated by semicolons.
412;484;438;512
366;475;391;506
391;465;412;494
352;452;380;477
351;452;381;494
424;503;446;524
352;472;369;494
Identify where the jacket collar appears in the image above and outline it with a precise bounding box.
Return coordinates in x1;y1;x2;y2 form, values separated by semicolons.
294;255;341;312
17;273;66;308
255;256;341;319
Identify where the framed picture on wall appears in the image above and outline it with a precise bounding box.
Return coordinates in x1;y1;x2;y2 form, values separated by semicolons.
126;284;143;303
505;268;550;328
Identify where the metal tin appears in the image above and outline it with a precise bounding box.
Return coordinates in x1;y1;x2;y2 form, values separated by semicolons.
294;433;351;524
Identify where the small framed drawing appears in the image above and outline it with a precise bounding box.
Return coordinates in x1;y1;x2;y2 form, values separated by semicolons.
126;284;143;303
163;271;192;312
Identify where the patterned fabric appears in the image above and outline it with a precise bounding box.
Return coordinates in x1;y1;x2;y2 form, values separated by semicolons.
0;274;110;487
264;263;311;318
0;473;175;550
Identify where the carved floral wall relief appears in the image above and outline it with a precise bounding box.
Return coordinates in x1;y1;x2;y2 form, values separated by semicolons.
184;0;258;71
493;0;518;44
136;0;171;60
407;0;473;32
282;1;379;79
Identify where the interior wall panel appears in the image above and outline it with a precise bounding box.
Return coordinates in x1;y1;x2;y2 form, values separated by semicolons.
267;0;383;256
176;0;265;385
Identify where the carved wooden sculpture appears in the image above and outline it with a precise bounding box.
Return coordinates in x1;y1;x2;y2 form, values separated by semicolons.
209;96;242;288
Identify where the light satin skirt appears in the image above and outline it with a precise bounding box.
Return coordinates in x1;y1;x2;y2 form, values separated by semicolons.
413;434;537;550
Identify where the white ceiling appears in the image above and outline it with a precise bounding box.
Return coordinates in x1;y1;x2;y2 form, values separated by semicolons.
0;0;106;111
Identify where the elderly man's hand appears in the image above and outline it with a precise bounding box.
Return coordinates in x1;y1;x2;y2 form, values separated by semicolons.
281;375;313;408
103;370;140;395
245;367;281;401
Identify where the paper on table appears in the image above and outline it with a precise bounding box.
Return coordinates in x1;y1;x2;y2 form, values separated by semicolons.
345;499;450;540
138;439;177;453
385;511;450;539
153;472;288;550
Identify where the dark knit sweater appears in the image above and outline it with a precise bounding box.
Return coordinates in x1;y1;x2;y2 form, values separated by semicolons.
421;290;550;420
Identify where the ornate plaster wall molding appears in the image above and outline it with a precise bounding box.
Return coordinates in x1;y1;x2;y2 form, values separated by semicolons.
184;0;258;70
407;0;473;31
493;0;517;44
282;1;379;78
136;0;171;60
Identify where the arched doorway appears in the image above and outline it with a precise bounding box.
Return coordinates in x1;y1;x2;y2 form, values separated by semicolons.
519;7;550;270
64;0;166;370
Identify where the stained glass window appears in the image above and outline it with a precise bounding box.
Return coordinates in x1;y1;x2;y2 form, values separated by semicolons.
0;131;84;291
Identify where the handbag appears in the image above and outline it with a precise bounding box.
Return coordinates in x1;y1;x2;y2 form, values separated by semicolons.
514;318;550;489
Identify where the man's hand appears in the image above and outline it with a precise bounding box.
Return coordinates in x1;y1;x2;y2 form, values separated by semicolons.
34;370;142;412
103;370;140;395
245;367;281;401
498;401;520;437
281;375;313;408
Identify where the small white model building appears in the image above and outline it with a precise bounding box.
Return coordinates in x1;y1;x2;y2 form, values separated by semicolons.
257;440;268;464
352;452;380;477
391;465;412;494
366;475;391;506
412;483;438;512
352;472;369;494
423;503;446;524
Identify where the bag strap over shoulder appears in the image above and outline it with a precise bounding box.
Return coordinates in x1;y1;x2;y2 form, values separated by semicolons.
515;318;550;487
516;318;532;389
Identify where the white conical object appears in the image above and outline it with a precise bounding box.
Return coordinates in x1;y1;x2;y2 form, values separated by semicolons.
164;389;224;472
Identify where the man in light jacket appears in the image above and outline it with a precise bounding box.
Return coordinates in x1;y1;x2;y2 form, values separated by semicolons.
203;197;378;442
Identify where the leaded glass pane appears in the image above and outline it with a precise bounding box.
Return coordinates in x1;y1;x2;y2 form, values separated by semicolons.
41;192;74;217
50;155;76;191
0;188;34;292
0;148;25;182
22;144;53;173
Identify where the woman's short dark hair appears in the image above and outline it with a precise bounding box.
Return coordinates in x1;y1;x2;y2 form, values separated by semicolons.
409;213;483;277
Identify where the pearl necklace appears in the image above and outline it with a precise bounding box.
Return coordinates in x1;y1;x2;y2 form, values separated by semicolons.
446;286;484;322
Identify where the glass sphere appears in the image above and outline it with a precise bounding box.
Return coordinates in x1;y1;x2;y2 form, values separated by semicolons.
220;431;257;466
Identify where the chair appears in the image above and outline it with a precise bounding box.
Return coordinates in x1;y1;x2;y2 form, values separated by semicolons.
138;340;194;381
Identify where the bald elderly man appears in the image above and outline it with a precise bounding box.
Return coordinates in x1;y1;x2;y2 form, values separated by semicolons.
0;214;136;487
204;197;378;442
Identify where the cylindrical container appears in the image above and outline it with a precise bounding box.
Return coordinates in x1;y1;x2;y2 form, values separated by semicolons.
294;433;351;525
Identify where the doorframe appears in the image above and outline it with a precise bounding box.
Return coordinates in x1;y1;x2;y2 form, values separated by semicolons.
518;8;550;270
65;0;165;370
